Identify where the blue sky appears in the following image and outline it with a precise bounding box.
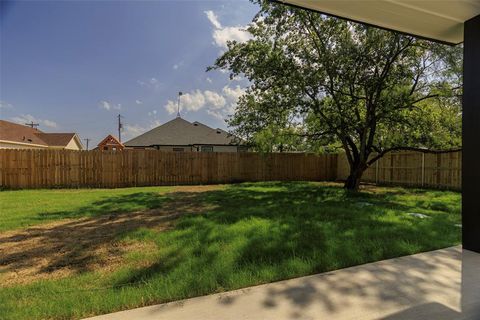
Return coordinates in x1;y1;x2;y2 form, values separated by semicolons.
0;0;258;146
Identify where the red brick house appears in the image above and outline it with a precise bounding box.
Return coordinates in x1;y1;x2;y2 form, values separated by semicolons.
96;134;124;151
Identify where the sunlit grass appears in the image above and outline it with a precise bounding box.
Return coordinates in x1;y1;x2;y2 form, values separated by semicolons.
0;182;461;319
0;186;174;231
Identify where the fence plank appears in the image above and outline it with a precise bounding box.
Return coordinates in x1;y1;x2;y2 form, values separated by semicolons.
336;150;461;190
0;150;338;189
0;149;462;190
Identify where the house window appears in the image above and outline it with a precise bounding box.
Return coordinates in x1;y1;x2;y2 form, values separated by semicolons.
173;147;184;152
103;146;108;151
201;146;213;153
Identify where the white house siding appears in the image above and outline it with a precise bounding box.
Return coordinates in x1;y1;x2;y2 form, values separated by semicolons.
64;138;83;150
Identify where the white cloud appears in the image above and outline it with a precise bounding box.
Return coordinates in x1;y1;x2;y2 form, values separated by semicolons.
207;109;225;121
173;61;184;70
10;114;58;128
231;75;244;82
204;90;226;109
123;119;161;140
148;78;160;90
164;101;178;115
123;124;147;140
205;10;222;29
212;27;251;49
135;100;143;105
223;85;245;102
99;101;111;110
163;86;245;122
99;100;121;111
0;101;13;109
180;90;206;112
164;90;205;115
42;119;58;128
205;10;251;49
138;77;162;90
206;77;213;83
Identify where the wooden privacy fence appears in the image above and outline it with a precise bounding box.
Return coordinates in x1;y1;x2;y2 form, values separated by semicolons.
337;151;462;190
0;149;337;189
0;149;462;189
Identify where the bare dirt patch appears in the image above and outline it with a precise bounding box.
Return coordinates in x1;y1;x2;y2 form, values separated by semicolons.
0;187;222;286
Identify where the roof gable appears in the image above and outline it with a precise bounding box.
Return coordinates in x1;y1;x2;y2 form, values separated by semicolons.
0;120;82;148
124;117;240;147
35;133;77;147
0;120;48;146
97;134;123;147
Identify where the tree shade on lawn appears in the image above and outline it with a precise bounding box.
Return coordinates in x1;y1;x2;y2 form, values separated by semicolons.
275;0;480;256
0;182;461;319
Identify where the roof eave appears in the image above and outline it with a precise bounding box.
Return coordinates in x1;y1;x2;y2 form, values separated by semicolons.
271;0;467;46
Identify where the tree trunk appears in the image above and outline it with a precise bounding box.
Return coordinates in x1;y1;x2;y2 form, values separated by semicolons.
344;166;366;191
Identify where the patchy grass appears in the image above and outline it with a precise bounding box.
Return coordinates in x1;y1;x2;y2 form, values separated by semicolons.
0;186;175;231
0;182;461;320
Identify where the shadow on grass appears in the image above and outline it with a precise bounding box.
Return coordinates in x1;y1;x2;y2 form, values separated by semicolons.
109;182;460;298
0;181;462;316
0;191;207;280
34;192;172;221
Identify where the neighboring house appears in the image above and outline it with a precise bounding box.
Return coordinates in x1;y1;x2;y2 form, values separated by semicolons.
95;134;124;151
124;117;247;152
0;120;83;150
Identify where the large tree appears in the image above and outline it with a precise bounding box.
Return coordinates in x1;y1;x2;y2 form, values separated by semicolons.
209;0;462;190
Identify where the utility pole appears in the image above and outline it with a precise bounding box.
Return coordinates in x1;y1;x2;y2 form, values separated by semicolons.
118;114;123;143
25;121;39;129
83;138;91;151
177;91;183;118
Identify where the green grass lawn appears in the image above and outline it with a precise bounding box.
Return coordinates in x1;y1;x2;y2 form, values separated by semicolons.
0;182;461;320
0;186;174;231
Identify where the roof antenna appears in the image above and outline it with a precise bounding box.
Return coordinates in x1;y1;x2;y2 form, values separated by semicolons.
177;91;183;118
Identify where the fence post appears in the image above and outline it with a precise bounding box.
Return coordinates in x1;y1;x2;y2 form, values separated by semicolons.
421;152;425;187
375;157;379;185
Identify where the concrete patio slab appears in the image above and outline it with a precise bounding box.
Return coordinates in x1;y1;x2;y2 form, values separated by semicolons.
85;246;480;320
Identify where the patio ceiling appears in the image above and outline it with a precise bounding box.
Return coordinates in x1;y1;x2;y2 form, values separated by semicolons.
276;0;480;44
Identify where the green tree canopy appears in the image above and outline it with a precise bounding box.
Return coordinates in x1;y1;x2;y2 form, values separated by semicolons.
209;0;462;190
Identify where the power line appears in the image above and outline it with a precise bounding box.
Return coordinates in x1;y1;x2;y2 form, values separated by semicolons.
83;138;91;151
118;114;124;143
25;121;39;129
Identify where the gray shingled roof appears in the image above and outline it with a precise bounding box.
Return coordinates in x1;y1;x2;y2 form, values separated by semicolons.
124;117;240;147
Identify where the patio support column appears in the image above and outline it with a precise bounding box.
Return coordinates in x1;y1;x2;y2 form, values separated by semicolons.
462;14;480;253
